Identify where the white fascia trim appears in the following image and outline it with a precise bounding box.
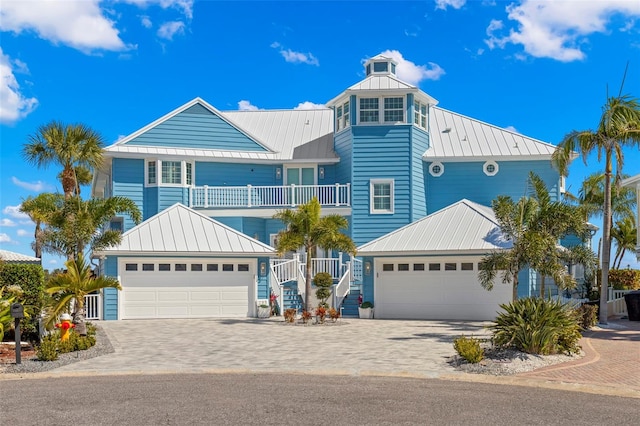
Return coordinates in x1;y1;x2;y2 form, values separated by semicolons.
422;154;553;163
102;251;276;257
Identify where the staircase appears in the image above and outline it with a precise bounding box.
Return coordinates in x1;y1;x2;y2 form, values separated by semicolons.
281;282;303;311
340;286;361;317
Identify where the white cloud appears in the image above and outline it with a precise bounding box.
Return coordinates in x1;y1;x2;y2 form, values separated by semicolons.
157;21;185;40
0;48;38;124
0;218;16;227
140;15;153;28
293;101;326;110
238;100;260;111
375;50;445;84
271;42;319;66
504;125;519;133
48;259;58;265
16;229;29;237
3;205;30;221
435;0;466;10
0;233;12;243
0;0;130;52
117;1;194;19
11;176;53;192
485;0;640;62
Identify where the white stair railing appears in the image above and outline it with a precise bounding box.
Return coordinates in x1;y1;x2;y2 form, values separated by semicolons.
332;261;351;309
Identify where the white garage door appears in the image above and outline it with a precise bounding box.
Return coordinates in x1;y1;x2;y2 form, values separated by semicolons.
119;258;255;319
374;258;512;320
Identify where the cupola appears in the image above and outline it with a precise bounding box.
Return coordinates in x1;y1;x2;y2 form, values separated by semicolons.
364;56;397;77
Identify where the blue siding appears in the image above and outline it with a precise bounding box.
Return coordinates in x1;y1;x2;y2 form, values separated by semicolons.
351;125;413;245
334;129;352;185
318;164;336;183
125;104;267;151
410;127;429;221
158;187;188;211
196;162;277;186
266;219;285;243
213;216;243;232
112;158;144;231
103;257;119;320
426;160;560;213
144;186;159;219
243;217;266;242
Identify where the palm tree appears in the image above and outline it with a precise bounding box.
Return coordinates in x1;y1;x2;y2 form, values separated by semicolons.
23;121;105;199
273;197;356;310
563;173;636;224
479;172;591;300
611;216;637;269
40;196;141;260
45;253;121;334
552;94;640;323
19;193;64;259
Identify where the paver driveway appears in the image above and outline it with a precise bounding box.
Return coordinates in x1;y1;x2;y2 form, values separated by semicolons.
50;318;491;377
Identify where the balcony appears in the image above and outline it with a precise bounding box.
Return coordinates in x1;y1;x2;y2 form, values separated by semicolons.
189;184;351;209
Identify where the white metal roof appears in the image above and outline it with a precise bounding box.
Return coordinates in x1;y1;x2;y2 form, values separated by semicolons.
222;109;337;162
424;107;557;161
103;98;337;163
96;203;276;256
357;199;512;255
0;249;41;264
326;75;438;106
622;173;640;188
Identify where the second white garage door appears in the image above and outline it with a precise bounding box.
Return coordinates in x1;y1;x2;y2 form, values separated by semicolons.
119;258;255;319
374;258;512;320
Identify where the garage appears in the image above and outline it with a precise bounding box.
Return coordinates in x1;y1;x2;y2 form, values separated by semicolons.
119;258;255;319
97;203;276;320
374;258;512;320
357;200;514;321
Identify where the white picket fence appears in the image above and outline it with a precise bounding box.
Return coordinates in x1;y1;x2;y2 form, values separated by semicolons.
84;293;101;320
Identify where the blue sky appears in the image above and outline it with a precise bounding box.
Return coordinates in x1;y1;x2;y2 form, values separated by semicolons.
1;0;639;271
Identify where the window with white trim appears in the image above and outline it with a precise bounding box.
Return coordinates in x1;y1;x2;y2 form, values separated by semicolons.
146;159;194;186
429;162;444;177
483;161;499;176
358;96;406;124
370;179;394;214
360;98;379;123
414;101;427;129
336;101;350;131
384;97;404;123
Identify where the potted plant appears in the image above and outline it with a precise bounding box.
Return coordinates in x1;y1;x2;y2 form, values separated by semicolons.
358;301;374;319
257;303;271;318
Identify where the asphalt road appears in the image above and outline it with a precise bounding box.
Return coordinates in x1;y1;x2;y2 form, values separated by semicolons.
1;373;637;425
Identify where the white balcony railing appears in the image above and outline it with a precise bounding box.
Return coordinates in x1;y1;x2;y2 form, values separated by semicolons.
189;184;350;209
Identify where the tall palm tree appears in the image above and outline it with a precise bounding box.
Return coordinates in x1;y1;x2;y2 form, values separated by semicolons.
273;197;356;310
41;196;141;260
45;253;121;334
611;216;637;269
23;121;105;199
19;193;64;259
563;173;636;224
552;94;640;323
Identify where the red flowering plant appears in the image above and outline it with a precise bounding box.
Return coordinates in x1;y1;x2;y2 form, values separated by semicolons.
301;310;313;324
315;306;327;323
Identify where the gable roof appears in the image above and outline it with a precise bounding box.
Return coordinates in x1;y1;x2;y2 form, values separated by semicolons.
95;204;276;256
357;199;511;255
424;107;557;161
0;249;41;264
104;98;337;163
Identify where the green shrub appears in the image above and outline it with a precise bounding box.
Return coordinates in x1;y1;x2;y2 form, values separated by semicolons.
489;297;582;355
314;272;333;306
37;335;59;361
0;263;45;340
58;330;97;353
609;269;640;290
453;335;484;363
576;303;598;330
360;301;373;309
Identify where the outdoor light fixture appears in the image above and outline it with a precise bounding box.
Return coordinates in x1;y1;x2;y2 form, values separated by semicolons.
364;261;371;275
276;168;282;179
260;262;267;276
319;167;325;179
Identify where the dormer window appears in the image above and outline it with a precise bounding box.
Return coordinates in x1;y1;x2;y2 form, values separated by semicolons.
364;57;397;77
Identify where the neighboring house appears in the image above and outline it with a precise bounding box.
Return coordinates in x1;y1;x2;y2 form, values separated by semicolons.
92;55;567;320
622;174;640;261
0;249;41;265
